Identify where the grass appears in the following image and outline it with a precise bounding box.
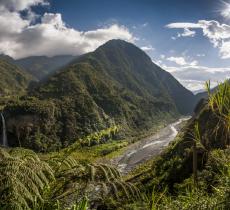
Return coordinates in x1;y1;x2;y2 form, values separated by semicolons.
40;140;127;163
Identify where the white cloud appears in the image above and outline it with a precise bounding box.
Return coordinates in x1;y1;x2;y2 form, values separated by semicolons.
166;20;230;59
219;41;230;59
177;28;196;37
166;22;201;28
196;53;205;57
141;45;155;52
166;56;198;66
167;57;187;65
0;9;29;37
142;22;148;27
163;65;230;92
198;20;230;46
221;1;230;20
0;4;135;59
0;0;48;11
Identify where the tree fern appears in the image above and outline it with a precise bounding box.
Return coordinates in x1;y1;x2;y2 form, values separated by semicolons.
0;148;54;210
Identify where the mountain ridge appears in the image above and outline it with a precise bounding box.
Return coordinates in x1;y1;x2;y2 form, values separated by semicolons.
14;55;76;80
4;39;197;151
0;58;34;96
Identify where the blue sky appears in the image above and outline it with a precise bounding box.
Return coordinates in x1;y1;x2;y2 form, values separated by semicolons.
0;0;229;92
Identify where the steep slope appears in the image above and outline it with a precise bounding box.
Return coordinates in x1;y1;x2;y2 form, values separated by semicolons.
4;40;195;151
0;58;34;96
153;65;196;114
15;55;75;80
132;81;229;203
89;40;196;114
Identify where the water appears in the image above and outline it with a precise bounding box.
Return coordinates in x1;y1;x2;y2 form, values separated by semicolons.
1;113;8;147
116;117;190;173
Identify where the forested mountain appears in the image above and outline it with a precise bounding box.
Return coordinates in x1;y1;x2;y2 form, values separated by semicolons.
4;40;196;151
14;55;75;80
35;40;196;114
0;58;34;96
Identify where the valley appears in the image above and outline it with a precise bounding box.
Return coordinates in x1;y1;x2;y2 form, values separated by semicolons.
0;40;229;210
109;117;190;174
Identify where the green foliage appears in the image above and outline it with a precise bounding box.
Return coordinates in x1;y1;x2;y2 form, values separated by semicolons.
129;81;230;209
0;148;54;210
4;97;61;151
4;40;195;151
153;149;230;210
206;80;230;142
0;58;33;96
15;55;75;80
77;125;119;147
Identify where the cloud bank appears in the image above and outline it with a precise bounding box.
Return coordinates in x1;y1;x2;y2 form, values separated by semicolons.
0;0;135;59
166;20;230;59
163;65;230;92
166;56;198;66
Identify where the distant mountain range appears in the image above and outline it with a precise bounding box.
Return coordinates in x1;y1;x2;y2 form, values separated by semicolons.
3;40;203;151
14;55;76;80
0;57;33;96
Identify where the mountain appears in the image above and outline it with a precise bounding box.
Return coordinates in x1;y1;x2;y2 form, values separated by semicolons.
0;58;34;96
14;55;76;80
74;40;196;114
153;65;196;114
4;40;196;151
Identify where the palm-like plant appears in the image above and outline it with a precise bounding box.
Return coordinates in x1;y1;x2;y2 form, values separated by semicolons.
78;125;120;147
205;80;230;144
50;155;142;206
0;148;54;210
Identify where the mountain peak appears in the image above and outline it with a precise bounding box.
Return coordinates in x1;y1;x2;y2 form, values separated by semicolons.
97;39;143;53
102;39;133;46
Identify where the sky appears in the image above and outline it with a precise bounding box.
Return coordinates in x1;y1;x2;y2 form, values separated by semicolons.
0;0;229;92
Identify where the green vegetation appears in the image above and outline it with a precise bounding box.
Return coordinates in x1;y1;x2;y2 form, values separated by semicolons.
0;58;34;97
1;41;228;209
0;137;142;209
3;40;198;151
126;80;230;209
14;55;75;80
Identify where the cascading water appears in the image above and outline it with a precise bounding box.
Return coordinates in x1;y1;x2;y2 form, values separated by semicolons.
1;113;8;147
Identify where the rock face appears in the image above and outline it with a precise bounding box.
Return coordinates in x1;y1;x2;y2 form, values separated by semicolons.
3;40;197;151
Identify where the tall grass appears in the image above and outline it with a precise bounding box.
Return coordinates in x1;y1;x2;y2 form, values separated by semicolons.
205;80;230;143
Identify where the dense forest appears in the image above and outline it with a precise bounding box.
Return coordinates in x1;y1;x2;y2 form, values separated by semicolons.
0;40;229;210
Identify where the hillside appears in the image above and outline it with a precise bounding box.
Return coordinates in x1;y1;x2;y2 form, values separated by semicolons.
14;55;75;80
91;40;196;114
128;81;230;209
4;40;196;151
0;58;34;96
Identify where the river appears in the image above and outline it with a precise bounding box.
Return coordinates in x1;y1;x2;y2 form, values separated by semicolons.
111;117;190;174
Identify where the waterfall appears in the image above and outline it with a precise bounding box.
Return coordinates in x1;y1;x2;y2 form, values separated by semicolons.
1;113;8;147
